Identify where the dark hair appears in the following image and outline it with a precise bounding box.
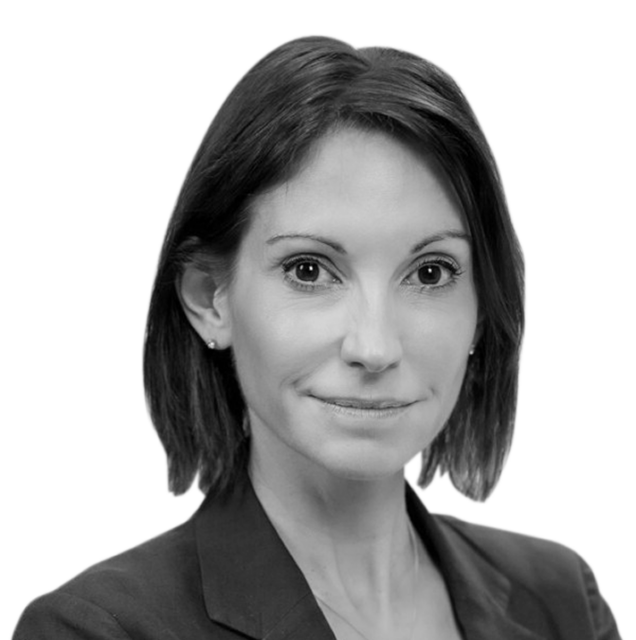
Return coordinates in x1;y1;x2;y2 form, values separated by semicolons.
144;36;524;501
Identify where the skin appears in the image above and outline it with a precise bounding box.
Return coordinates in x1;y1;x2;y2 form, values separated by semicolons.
181;128;476;638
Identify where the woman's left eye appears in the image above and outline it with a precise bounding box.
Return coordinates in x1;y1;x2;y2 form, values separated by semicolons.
404;258;461;289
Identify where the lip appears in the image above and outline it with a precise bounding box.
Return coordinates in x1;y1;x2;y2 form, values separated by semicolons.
311;395;414;410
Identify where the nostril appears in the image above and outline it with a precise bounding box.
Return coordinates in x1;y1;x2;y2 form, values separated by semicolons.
340;330;402;373
340;297;403;372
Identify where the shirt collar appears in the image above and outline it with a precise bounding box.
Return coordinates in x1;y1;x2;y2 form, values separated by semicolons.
194;476;546;640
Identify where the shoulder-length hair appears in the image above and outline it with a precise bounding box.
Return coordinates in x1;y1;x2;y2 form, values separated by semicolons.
144;36;524;501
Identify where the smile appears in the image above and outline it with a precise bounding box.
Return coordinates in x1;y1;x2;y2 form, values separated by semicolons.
315;396;412;409
310;395;415;418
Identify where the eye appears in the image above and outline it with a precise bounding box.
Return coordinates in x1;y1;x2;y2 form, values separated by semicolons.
417;264;445;285
404;257;462;290
282;256;340;290
294;261;321;282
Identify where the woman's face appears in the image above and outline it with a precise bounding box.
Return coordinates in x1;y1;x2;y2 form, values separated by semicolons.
218;128;478;483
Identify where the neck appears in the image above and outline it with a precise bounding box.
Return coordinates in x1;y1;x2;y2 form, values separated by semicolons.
248;437;415;609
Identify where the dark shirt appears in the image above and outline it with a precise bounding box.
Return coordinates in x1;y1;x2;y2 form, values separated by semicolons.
14;478;621;639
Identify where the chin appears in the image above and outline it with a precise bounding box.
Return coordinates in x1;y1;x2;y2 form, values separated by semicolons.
310;442;413;483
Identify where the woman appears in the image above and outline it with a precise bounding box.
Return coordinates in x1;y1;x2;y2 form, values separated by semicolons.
14;36;621;639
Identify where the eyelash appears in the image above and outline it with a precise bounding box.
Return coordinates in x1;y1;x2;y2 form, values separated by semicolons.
281;254;464;293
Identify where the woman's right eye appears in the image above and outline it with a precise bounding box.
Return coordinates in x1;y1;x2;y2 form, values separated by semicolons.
282;257;340;290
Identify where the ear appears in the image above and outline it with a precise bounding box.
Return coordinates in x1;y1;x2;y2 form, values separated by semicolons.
177;264;233;349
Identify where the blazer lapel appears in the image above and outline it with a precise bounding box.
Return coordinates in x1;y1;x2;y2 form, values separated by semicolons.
194;477;548;640
194;477;335;640
406;486;548;640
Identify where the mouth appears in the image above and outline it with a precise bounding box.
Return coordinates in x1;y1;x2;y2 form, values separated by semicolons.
310;396;415;425
313;396;413;409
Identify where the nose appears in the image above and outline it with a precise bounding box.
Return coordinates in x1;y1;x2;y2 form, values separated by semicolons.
340;292;403;373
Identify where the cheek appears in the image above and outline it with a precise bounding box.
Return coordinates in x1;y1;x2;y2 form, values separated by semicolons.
229;292;333;395
406;302;475;390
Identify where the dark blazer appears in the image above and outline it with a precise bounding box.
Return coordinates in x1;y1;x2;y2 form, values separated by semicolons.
14;478;621;639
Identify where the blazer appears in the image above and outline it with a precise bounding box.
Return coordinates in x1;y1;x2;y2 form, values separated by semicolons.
14;477;621;640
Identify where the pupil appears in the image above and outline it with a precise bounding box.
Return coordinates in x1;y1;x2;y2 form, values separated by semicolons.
418;265;441;285
296;262;319;282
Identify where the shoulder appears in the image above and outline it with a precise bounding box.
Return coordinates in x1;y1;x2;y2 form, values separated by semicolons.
435;513;584;584
59;519;198;606
13;520;207;639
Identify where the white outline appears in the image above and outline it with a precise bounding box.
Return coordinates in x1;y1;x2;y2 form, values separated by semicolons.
0;24;636;640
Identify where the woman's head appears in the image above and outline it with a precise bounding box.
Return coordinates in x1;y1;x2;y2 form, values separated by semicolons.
144;36;524;500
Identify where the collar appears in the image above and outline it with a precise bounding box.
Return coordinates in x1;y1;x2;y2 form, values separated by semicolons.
194;477;546;640
406;488;546;640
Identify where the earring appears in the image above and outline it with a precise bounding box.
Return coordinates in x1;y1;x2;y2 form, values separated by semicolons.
206;339;218;350
241;414;251;437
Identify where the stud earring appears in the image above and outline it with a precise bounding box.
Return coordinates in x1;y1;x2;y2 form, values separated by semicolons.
206;339;218;350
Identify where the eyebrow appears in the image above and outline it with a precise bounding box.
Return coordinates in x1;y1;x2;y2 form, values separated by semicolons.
266;230;471;254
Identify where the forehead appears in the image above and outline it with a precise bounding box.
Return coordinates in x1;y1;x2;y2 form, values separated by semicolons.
248;128;465;246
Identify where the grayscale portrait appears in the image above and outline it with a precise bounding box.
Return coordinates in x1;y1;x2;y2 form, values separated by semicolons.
5;6;632;639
